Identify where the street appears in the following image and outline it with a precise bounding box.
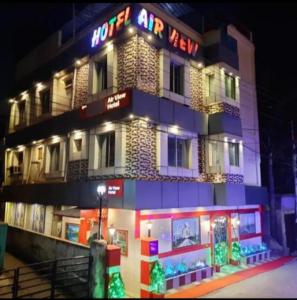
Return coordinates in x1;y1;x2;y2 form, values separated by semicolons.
202;257;297;298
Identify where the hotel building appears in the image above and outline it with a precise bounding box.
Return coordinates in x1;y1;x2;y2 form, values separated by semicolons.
1;3;268;297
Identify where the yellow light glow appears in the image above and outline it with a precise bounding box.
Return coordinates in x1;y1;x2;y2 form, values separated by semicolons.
169;125;179;135
129;114;134;119
147;34;153;41
75;59;81;66
197;62;203;69
107;42;114;51
144;116;150;122
8;98;15;104
128;27;134;34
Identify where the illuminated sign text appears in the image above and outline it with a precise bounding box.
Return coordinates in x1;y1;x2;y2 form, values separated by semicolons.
137;8;164;38
91;6;131;48
169;27;199;56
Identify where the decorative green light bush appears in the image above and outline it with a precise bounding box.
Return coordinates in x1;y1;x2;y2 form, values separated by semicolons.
150;260;165;294
231;241;241;261
108;272;125;298
215;241;228;266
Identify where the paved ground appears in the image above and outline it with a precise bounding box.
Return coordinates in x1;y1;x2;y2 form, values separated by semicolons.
202;257;297;298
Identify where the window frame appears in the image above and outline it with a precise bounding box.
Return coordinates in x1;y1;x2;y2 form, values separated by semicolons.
170;61;184;96
167;135;190;169
228;142;240;167
49;143;60;172
40;88;51;115
97;131;115;169
225;72;236;100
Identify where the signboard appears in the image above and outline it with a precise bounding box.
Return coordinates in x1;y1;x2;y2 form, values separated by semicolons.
79;89;132;120
90;5;200;58
106;179;124;198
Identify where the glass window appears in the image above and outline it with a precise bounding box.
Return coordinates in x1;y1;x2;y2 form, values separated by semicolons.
73;139;82;153
209;141;220;166
49;143;60;172
40;89;50;114
225;73;236;99
18;101;26;125
170;62;184;95
168;136;189;168
32;204;45;233
239;213;256;235
64;77;73;102
98;132;115;168
95;56;107;93
228;142;239;166
207;74;215;98
37;147;43;160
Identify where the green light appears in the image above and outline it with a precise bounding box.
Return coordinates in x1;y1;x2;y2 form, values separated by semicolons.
215;241;228;266
108;272;125;298
231;241;241;261
150;261;165;294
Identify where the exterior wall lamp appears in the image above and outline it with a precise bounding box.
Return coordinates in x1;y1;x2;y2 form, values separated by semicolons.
147;220;153;237
108;224;116;244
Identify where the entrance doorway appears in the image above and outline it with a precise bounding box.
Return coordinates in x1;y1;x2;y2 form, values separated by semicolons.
213;216;229;267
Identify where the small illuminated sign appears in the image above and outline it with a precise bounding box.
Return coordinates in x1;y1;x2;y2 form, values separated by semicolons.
106;179;124;198
79;89;132;120
91;6;131;48
106;92;129;110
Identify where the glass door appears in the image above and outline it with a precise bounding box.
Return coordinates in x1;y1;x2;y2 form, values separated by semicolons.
213;216;228;267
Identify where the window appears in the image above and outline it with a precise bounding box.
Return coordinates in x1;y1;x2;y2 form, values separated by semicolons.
18;101;26;125
95;56;107;93
228;142;239;166
225;73;236;99
206;74;215;98
98;132;115;168
49;143;60;172
37;147;43;160
65;223;79;242
17;151;23;166
209;141;220;166
40;89;50;114
64;77;73;102
239;213;256;235
73;138;82;153
170;62;184;95
168;136;190;168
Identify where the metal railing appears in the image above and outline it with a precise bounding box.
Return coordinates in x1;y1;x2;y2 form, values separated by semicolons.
0;255;92;299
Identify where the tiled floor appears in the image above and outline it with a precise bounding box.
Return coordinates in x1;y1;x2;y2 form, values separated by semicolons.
166;256;280;295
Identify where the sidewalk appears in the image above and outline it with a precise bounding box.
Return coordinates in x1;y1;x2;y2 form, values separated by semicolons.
165;256;294;298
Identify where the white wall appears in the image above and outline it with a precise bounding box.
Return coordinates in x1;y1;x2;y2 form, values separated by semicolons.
228;25;261;186
108;209;141;298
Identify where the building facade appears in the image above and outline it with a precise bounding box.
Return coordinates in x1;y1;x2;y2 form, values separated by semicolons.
1;3;268;297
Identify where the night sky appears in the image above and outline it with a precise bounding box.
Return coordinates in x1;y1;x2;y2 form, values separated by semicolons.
0;2;296;193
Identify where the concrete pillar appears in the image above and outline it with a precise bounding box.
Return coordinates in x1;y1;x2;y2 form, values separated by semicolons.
90;239;107;298
0;222;8;270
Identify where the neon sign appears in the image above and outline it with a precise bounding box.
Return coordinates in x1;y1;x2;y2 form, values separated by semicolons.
169;27;199;56
91;6;131;48
90;5;200;57
137;8;164;38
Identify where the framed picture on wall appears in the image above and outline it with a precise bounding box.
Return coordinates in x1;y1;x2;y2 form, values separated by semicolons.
114;229;128;256
172;218;200;249
239;213;256;235
65;223;79;242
